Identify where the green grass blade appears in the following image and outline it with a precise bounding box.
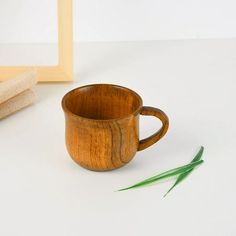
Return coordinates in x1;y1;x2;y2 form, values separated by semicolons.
117;159;204;191
163;146;204;197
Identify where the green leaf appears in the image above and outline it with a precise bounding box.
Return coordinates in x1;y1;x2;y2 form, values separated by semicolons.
117;159;204;191
163;146;204;197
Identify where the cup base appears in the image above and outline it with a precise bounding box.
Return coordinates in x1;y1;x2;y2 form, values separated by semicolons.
70;155;135;172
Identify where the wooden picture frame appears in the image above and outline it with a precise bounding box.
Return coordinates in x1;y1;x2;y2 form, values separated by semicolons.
0;0;73;82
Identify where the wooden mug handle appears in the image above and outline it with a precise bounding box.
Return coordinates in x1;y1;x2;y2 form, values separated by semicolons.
138;106;169;151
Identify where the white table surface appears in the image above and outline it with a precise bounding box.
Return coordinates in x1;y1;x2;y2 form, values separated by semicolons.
0;40;236;236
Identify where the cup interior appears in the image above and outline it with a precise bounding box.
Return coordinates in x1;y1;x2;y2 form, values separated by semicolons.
62;84;142;120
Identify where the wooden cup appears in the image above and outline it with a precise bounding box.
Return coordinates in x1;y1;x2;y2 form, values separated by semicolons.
62;84;169;171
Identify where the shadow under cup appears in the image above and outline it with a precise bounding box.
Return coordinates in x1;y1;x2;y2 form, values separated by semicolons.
62;84;169;171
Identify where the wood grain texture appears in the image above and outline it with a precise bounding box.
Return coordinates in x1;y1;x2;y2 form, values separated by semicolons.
0;0;73;82
62;84;169;171
0;89;36;120
0;71;37;104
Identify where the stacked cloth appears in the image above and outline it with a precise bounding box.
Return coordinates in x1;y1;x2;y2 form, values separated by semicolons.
0;71;37;120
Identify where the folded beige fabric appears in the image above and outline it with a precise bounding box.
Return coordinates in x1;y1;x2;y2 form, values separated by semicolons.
0;89;36;120
0;71;37;104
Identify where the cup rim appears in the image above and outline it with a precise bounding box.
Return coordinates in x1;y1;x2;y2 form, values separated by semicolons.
61;84;143;122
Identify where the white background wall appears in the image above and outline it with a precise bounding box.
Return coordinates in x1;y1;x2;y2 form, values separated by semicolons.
0;0;236;43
